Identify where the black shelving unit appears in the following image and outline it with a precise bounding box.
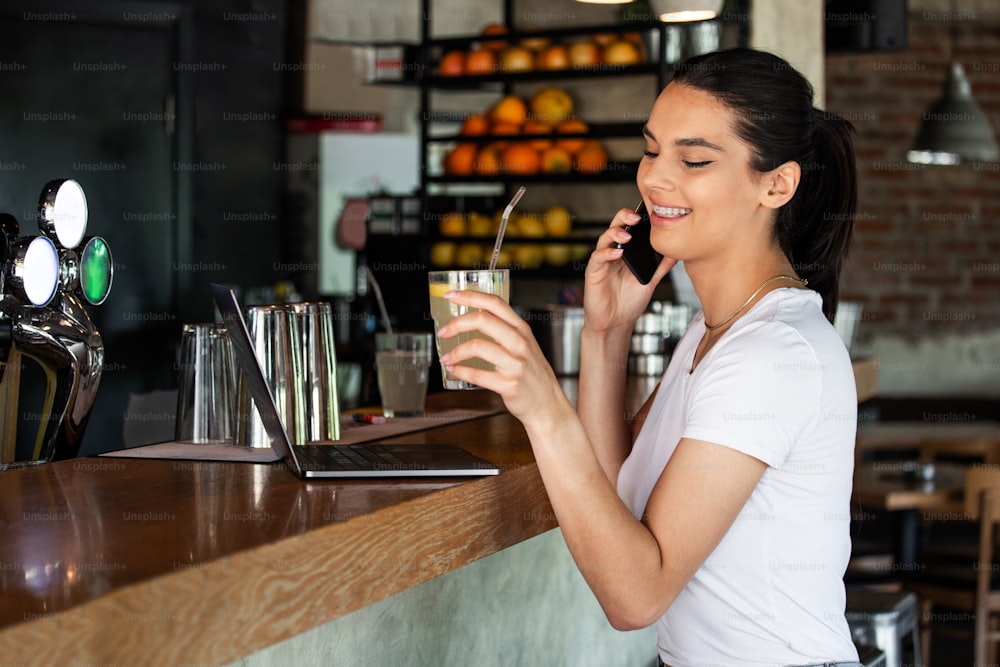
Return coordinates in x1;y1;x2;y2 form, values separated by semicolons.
413;0;690;280
364;0;750;301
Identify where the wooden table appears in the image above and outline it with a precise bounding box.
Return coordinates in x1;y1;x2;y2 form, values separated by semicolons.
853;461;967;567
856;422;1000;462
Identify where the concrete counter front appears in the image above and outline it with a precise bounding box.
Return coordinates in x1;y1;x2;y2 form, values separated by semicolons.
0;387;658;666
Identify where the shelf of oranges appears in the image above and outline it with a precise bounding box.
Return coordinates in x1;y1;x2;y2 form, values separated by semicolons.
425;62;660;87
430;21;654;81
428;121;646;143
429;205;596;271
426;167;640;184
433;87;644;181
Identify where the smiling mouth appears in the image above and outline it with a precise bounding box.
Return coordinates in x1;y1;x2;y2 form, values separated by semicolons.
651;205;692;218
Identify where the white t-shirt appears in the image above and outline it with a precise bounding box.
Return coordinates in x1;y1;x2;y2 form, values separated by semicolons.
617;288;859;666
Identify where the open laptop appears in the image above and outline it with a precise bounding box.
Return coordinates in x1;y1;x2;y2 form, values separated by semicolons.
211;282;500;479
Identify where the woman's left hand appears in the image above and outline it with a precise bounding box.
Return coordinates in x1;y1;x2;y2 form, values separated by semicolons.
436;290;567;425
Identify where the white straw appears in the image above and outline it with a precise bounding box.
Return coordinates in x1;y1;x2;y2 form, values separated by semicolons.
363;264;394;343
488;186;526;271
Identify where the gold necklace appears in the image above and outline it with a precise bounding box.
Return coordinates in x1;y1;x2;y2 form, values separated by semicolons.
703;274;808;331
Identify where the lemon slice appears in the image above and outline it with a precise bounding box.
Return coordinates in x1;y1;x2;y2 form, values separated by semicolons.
429;283;452;298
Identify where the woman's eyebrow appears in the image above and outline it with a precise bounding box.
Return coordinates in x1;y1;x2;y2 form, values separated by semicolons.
675;137;725;152
642;126;724;153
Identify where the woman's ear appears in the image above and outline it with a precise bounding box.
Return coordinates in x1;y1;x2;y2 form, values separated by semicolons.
760;161;801;210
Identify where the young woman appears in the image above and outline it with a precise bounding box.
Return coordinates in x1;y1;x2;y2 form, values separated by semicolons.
436;48;861;666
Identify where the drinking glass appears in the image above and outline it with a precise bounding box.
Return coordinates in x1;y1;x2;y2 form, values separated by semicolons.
375;332;433;417
428;269;510;390
175;323;236;443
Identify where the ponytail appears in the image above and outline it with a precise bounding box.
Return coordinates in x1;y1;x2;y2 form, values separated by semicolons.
777;110;857;322
672;49;859;322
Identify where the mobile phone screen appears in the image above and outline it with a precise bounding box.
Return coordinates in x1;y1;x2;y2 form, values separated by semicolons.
616;201;662;285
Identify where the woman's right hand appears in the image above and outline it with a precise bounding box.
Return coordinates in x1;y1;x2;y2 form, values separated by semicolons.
583;208;676;335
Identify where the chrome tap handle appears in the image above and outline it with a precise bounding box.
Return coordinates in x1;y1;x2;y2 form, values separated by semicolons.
5;291;103;461
0;179;111;464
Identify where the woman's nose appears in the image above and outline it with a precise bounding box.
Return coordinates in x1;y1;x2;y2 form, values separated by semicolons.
639;158;676;194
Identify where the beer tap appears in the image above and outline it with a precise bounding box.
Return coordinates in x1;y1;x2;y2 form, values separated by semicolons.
0;179;113;466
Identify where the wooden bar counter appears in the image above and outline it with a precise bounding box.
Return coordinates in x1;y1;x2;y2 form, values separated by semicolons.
0;388;558;666
0;363;873;666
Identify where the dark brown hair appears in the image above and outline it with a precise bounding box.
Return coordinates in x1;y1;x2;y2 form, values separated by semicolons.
671;48;857;322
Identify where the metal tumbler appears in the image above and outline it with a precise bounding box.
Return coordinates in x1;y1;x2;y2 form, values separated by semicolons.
236;306;305;448
286;302;340;442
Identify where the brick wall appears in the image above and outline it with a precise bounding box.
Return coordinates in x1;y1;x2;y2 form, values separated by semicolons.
825;10;1000;342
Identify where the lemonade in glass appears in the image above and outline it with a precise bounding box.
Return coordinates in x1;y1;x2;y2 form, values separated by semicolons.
428;269;510;389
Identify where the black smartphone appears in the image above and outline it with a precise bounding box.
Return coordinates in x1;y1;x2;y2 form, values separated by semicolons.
616;201;662;285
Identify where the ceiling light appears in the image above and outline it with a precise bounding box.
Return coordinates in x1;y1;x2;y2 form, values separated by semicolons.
648;0;723;22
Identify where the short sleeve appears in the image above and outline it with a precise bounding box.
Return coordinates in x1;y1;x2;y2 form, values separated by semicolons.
682;322;823;468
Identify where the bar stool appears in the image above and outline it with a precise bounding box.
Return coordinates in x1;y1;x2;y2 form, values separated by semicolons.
845;589;921;667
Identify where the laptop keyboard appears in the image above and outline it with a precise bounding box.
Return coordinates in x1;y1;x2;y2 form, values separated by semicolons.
294;444;412;471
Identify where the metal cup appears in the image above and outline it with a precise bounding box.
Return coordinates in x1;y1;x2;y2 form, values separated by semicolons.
175;323;236;443
286;302;340;442
235;306;304;448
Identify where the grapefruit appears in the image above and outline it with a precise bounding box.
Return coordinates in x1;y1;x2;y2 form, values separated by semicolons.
530;87;574;124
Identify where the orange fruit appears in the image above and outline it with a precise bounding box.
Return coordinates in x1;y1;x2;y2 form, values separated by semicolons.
491;121;520;136
530;87;574;124
443;143;477;175
474;144;503;175
439;51;465;76
543;205;573;236
591;33;619;48
521;38;551;52
556;118;589;154
523;119;554;150
603;40;642;66
438;212;466;237
519;33;551;52
490;122;520;149
465;49;497;75
500;144;541;175
537;44;570;71
489;95;528;126
460;113;490;136
540;146;573;174
575;140;608;174
480;23;508;52
499;46;534;73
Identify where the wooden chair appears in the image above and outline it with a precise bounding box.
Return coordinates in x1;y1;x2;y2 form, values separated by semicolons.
905;467;1000;665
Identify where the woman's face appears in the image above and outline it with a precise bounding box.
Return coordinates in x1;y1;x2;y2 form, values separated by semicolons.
637;83;773;265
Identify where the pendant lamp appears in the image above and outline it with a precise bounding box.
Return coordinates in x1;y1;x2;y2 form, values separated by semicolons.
907;6;999;164
648;0;723;22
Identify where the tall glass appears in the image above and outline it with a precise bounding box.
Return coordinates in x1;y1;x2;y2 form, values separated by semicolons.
428;269;510;390
375;332;433;416
175;323;236;444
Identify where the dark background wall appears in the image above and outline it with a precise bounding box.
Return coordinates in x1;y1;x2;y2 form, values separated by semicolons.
1;0;291;453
